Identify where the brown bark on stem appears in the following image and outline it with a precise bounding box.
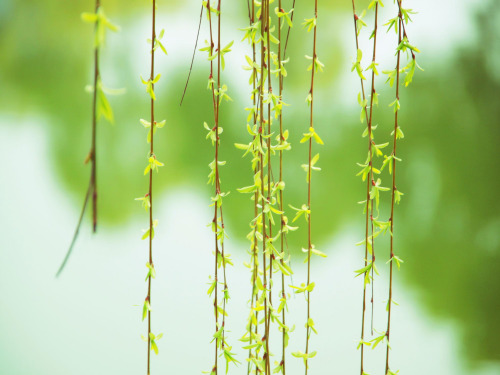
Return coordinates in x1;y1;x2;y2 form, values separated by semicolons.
146;1;156;374
385;3;404;373
305;1;318;374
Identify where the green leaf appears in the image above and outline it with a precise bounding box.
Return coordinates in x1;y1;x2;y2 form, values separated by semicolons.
151;340;159;355
389;99;400;113
354;263;372;278
370;333;386;349
142;299;150;321
302;17;316;32
223;348;240;373
81;12;98;23
394;189;404;204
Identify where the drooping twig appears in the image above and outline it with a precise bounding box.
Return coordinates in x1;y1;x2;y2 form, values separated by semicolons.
203;1;237;373
56;180;92;277
305;1;318;373
385;3;403;374
350;2;370;373
264;3;274;375
259;2;269;372
180;4;204;106
245;1;260;373
57;0;101;277
90;0;100;234
282;0;296;59
205;2;220;372
278;0;288;373
366;0;380;339
146;2;157;373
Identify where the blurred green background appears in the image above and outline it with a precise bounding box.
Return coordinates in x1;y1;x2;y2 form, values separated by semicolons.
0;0;499;374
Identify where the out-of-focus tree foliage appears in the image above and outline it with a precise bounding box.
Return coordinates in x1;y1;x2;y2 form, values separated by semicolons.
0;0;498;368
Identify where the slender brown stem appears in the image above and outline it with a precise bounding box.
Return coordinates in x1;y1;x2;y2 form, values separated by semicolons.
259;2;269;372
248;185;259;375
206;0;226;372
180;4;204;106
216;0;228;356
394;0;414;59
366;2;379;338
260;136;268;375
246;1;259;373
56;179;92;277
220;206;228;348
278;0;286;373
56;0;100;277
282;0;296;60
386;3;403;374
91;0;100;234
208;0;218;370
146;2;156;374
350;1;371;372
305;1;317;374
264;3;273;375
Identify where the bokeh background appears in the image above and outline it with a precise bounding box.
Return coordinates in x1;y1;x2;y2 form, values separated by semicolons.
1;0;499;374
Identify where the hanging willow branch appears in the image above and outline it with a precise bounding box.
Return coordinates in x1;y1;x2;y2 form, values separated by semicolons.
276;1;295;374
385;9;402;375
137;0;167;373
202;1;238;374
146;2;156;372
351;1;387;374
260;3;270;373
180;4;204;106
264;3;274;375
56;0;118;277
304;2;317;373
291;0;325;372
383;1;421;374
239;0;262;373
349;2;370;372
239;3;295;374
350;1;421;374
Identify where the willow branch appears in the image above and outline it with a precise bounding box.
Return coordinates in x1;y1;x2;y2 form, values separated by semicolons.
278;0;287;373
56;0;100;277
367;2;379;338
180;4;204;106
259;2;269;372
282;0;296;59
246;1;259;373
350;1;370;373
145;2;157;375
264;4;274;375
385;3;403;373
305;1;318;373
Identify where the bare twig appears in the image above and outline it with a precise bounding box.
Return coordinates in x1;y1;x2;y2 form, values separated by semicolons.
180;4;204;106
